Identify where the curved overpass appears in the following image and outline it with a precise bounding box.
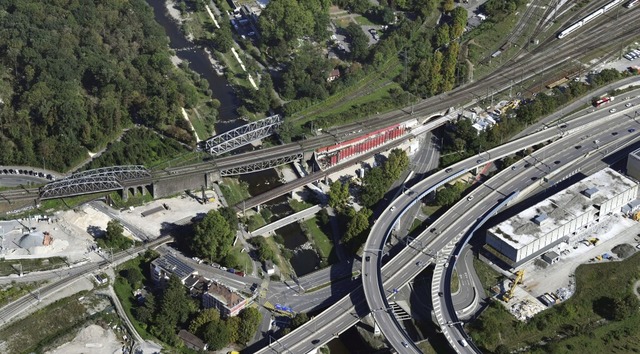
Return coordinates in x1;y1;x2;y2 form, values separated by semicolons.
254;93;640;354
365;101;640;353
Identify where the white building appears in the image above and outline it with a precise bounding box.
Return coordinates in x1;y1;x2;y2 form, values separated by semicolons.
486;168;638;266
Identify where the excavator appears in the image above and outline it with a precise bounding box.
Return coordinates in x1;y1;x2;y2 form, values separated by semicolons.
502;270;525;303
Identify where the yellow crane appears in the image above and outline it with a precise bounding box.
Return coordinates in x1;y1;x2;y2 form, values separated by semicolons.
502;270;525;303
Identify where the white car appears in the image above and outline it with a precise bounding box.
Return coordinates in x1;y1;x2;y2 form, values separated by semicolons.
390;206;396;212
610;108;617;113
626;103;633;108
467;195;474;201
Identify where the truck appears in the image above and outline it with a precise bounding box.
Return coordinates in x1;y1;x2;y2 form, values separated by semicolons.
593;96;615;108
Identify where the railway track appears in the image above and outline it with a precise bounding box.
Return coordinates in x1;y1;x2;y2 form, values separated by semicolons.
2;10;638;208
0;235;172;327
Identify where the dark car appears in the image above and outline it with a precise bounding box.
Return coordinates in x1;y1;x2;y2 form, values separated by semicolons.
524;163;531;168
312;339;320;345
445;168;453;173
630;128;636;133
575;145;582;149
365;256;371;261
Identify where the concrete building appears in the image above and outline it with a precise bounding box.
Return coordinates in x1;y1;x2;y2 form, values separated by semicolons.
626;148;640;181
486;168;638;266
202;280;247;317
150;254;198;285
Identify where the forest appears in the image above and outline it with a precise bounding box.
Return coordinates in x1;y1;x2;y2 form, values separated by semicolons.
0;0;204;171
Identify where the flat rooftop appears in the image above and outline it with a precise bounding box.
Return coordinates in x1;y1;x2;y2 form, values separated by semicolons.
489;168;637;250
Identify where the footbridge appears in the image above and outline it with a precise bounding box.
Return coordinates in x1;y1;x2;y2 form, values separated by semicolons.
200;114;283;156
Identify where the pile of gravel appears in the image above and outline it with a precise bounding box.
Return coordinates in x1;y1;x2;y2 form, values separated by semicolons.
612;243;635;259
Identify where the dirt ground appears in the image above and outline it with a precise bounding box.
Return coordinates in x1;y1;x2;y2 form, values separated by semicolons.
45;324;122;354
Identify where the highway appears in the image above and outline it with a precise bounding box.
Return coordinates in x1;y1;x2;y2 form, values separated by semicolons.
364;98;640;353
432;120;640;353
254;91;640;354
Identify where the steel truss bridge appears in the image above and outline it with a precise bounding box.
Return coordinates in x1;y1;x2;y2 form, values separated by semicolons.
39;165;151;199
218;151;304;176
201;114;283;156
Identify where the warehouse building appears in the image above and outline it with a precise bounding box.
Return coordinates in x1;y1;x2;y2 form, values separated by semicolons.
486;168;638;267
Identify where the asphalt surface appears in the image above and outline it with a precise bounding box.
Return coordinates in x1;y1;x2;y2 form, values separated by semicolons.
253;92;637;354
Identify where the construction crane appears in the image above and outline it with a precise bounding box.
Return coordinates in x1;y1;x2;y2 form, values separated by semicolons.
502;270;525;303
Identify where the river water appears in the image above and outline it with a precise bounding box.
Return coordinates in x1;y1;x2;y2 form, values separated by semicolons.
146;0;240;125
147;0;320;277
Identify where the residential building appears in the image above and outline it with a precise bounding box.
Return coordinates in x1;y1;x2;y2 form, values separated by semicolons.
202;280;247;317
178;330;208;351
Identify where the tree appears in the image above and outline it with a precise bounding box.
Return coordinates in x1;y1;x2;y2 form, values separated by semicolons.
202;319;230;350
152;276;195;343
328;180;350;211
443;0;455;12
192;209;235;262
133;292;156;324
227;316;241;343
188;308;221;333
237;307;262;344
346;23;370;62
342;207;372;248
360;167;387;207
612;294;640;321
212;25;233;53
100;220;134;251
219;206;239;230
383;148;409;181
259;0;314;48
435;24;451;48
124;266;144;289
450;7;468;39
290;312;309;329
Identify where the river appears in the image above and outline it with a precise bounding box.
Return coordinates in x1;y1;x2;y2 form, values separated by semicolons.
146;0;240;127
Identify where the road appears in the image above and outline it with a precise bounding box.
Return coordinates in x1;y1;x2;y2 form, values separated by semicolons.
253;89;639;354
250;205;322;237
0;235;171;328
432;118;640;353
366;98;640;353
257;91;640;353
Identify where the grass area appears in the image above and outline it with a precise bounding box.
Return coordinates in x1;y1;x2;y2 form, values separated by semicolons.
186;107;210;140
267;235;294;277
108;190;155;209
227;245;254;274
468;252;640;353
246;212;267;232
354;15;375;26
114;257;156;340
422;204;441;217
451;269;459;293
472;257;503;295
289;199;313;213
0;291;90;353
302;216;337;266
416;340;439;354
290;55;402;122
219;178;251;205
35;192;110;214
0;282;44;307
0;257;67;276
